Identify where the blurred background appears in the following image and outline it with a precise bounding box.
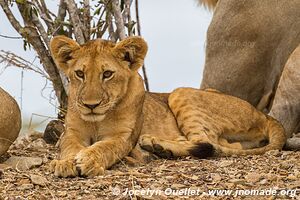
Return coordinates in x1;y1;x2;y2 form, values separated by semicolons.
0;0;212;132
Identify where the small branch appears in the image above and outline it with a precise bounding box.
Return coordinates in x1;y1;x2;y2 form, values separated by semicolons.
32;0;54;29
95;5;107;38
111;0;126;40
97;22;109;38
17;2;50;50
31;13;51;49
57;0;67;23
0;34;22;39
8;1;68;110
65;0;86;44
123;0;133;36
0;50;49;79
123;0;130;22
141;64;149;91
107;11;117;42
135;0;142;36
83;0;91;40
51;0;68;37
135;0;149;91
39;0;52;21
0;0;24;34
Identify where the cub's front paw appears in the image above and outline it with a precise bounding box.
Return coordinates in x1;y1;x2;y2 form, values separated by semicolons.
75;149;105;177
50;159;78;178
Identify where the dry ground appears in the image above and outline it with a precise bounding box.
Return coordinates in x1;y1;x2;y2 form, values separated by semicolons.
0;133;299;200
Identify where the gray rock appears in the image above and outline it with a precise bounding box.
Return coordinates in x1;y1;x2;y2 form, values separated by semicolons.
43;120;65;144
285;138;300;150
27;138;47;151
4;156;43;171
18;184;34;190
30;174;47;186
0;87;21;156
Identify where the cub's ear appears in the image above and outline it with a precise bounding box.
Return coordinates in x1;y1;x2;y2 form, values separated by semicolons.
50;36;80;72
114;36;148;71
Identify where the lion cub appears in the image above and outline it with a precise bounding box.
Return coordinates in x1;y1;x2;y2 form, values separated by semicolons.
50;36;286;177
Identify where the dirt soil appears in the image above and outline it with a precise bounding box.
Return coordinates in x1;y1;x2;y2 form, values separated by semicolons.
0;133;299;200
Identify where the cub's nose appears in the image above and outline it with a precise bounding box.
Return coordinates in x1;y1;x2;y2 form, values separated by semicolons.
83;103;100;110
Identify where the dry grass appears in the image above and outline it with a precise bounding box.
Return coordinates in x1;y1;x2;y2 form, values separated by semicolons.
0;134;299;200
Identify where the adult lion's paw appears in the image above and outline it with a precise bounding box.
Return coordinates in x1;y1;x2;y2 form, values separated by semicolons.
50;159;78;178
75;149;105;177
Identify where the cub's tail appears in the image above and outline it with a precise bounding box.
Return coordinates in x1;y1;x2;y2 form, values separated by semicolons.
190;116;286;157
198;0;219;10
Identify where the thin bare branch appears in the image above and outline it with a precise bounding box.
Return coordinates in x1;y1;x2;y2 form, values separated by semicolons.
141;63;150;91
0;0;24;34
123;0;130;22
32;0;54;29
135;0;149;91
83;0;91;40
11;2;68;110
107;11;117;42
39;0;52;20
135;0;142;36
95;5;107;38
111;0;126;40
0;34;22;39
97;22;109;38
31;12;51;49
124;0;133;36
57;0;67;22
65;0;86;44
53;0;68;36
0;50;49;79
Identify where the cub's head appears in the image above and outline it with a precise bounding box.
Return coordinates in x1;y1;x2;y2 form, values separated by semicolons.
50;36;147;122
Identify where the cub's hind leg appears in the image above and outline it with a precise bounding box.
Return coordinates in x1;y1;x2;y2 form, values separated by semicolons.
140;88;243;159
168;88;245;156
139;88;222;159
139;134;214;159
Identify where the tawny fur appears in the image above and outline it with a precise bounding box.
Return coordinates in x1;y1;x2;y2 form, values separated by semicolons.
199;0;300;143
198;0;218;9
199;0;300;138
49;36;286;178
200;0;300;114
269;44;300;138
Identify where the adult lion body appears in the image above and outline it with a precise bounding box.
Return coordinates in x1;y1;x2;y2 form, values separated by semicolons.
0;87;21;156
50;36;285;178
200;0;300;111
200;0;300;139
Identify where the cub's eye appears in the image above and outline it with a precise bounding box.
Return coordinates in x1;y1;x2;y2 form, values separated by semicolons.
75;70;84;79
103;70;114;79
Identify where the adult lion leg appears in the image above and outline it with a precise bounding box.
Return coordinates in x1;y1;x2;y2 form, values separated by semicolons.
74;134;133;177
50;131;87;178
268;44;300;150
269;44;300;138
